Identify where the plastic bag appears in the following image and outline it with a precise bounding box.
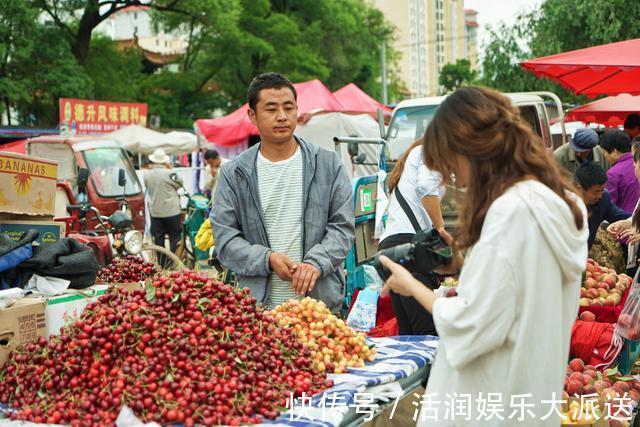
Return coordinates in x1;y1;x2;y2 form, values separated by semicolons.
362;264;383;290
617;282;640;340
346;288;378;332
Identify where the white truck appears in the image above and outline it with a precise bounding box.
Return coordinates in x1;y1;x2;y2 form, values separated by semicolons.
336;91;567;227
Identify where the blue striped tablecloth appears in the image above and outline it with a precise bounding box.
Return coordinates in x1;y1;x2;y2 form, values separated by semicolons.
267;335;439;427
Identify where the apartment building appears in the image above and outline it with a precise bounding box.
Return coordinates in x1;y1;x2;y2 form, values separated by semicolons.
372;0;478;97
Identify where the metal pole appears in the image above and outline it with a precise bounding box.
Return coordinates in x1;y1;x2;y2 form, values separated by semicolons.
381;41;388;105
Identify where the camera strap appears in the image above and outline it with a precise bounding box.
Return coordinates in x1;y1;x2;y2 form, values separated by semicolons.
395;187;422;233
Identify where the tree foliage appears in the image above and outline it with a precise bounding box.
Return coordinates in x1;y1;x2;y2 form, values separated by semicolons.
480;0;640;104
4;0;396;128
438;59;478;94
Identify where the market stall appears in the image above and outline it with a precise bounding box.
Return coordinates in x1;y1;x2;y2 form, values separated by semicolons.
565;94;640;127
0;269;437;427
106;125;197;156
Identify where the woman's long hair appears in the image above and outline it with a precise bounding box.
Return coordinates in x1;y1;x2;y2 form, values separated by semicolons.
422;86;584;251
387;139;422;192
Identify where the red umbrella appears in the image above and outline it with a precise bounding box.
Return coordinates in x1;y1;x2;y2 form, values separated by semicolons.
565;94;640;126
520;38;640;97
333;83;391;115
195;80;345;147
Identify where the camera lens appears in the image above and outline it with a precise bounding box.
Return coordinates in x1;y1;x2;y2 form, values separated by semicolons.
373;243;415;281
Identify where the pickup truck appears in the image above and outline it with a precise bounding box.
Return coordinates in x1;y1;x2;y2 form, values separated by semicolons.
337;91;566;227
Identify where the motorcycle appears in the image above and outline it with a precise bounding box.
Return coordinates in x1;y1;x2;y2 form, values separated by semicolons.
63;168;181;269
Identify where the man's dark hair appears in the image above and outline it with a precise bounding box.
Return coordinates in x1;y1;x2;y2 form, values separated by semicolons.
600;130;631;153
575;162;607;190
247;73;297;111
204;149;219;160
624;113;640;130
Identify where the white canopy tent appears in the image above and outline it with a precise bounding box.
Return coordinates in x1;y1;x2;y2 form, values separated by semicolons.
106;125;197;155
295;112;383;179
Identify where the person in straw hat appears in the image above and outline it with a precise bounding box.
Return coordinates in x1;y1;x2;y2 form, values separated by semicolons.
143;148;183;255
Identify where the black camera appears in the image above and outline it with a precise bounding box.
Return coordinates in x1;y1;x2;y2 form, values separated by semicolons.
374;229;453;281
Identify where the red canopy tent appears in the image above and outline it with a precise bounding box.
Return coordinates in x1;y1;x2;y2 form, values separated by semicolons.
333;83;392;115
520;38;640;98
195;79;345;148
565;94;640;127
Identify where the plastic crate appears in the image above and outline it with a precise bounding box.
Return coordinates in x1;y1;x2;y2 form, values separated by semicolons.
618;338;640;375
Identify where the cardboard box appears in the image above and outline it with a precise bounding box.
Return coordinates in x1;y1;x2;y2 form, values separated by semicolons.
0;152;58;216
0;220;65;245
0;297;46;367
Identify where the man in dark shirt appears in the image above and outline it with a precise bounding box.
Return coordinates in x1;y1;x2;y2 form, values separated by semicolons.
575;162;630;248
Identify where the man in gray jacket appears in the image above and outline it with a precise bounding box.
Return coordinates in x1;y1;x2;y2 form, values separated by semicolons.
211;73;355;312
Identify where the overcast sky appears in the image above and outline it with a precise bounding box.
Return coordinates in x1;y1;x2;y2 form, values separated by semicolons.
464;0;541;55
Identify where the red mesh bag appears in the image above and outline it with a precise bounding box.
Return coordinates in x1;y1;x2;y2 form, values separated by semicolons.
347;290;399;337
570;320;623;371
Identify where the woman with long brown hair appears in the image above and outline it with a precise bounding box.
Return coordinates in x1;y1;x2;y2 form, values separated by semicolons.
379;87;588;426
378;138;449;336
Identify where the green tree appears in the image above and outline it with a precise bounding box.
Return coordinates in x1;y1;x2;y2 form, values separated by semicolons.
480;0;640;103
438;59;478;94
1;2;92;126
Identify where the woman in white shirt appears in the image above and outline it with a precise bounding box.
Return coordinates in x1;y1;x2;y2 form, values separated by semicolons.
380;87;589;426
378;139;449;336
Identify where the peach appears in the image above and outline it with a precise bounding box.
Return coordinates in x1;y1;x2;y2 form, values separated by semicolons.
566;380;584;396
580;311;596;322
568;359;585;373
611;294;622;305
584;278;598;288
603;275;617;286
628;389;640;402
583;384;596;395
604;295;617;306
598;288;609;298
615;381;631;393
569;371;585;383
591;298;603;306
586;263;595;273
584;364;596;371
587;258;596;265
584;369;598;379
587;288;600;299
579;298;591;306
618;313;633;328
593;380;608;393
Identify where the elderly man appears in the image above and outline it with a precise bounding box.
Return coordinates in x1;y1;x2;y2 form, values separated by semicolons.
554;128;608;174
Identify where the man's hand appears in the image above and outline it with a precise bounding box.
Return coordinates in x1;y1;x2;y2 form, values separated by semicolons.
269;252;294;282
290;263;320;296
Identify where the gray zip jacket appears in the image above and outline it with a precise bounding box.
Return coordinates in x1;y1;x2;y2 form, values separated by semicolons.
210;137;355;312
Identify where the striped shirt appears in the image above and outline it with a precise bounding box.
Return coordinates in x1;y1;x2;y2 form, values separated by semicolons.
257;148;304;309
